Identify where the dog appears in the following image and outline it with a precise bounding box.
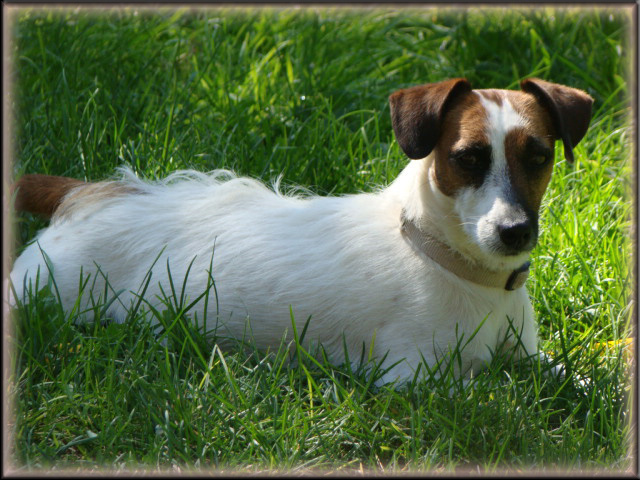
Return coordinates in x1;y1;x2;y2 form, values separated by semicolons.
8;78;592;385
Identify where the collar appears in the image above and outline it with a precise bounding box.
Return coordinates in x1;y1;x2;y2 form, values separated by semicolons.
400;215;530;291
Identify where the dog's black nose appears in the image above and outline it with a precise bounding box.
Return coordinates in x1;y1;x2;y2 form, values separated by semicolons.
498;221;534;252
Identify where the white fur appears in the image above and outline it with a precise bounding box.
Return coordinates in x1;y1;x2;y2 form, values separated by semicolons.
8;156;539;385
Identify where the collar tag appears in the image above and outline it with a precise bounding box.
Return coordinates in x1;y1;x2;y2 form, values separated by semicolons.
505;261;531;291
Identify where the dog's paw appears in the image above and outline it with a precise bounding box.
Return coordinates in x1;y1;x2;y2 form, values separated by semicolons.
547;361;566;380
538;352;568;381
539;353;592;389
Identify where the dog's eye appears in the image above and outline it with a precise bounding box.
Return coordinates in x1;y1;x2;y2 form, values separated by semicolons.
454;153;483;170
531;154;550;166
450;146;491;171
458;154;478;166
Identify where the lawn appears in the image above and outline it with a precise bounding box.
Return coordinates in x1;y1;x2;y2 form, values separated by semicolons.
4;5;635;474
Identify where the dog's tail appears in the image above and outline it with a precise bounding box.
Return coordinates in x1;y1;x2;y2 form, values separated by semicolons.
11;174;86;219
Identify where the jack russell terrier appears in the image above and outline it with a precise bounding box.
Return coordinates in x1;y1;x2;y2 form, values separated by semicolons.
8;78;592;385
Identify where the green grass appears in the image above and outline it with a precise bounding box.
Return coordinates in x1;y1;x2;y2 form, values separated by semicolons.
6;6;634;474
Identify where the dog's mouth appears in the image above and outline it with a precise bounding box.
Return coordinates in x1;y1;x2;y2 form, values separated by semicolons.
493;240;537;257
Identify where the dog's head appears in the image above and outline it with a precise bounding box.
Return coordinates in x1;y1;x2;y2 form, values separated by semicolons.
390;78;593;266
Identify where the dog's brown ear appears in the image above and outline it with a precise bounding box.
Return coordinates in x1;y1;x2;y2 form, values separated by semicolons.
389;78;472;160
520;78;593;163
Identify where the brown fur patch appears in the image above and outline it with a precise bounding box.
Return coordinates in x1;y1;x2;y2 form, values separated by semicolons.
503;91;556;212
432;91;490;196
12;174;86;218
389;78;472;160
506;90;555;143
503;127;554;212
520;78;593;162
11;173;141;220
476;89;504;106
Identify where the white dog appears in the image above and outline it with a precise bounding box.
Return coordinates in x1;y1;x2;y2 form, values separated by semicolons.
8;78;592;384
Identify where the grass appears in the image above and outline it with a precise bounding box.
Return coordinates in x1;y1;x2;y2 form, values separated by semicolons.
5;5;635;474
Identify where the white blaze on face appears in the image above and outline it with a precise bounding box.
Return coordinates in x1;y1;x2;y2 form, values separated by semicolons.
454;91;531;266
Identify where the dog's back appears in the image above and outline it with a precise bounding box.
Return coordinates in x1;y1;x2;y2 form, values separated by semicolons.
8;168;419;372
